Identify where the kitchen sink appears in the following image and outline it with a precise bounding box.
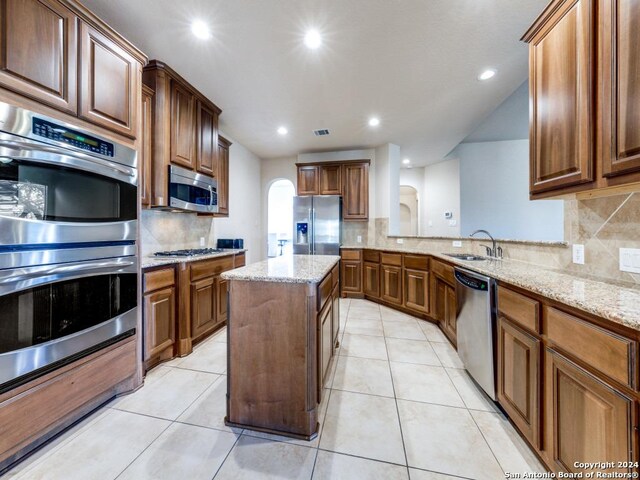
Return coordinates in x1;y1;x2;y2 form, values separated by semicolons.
444;253;487;261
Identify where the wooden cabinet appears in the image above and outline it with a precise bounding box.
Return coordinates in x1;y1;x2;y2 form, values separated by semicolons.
340;249;362;297
332;282;340;346
0;0;78;113
140;85;154;207
318;299;333;396
342;162;369;220
196;102;218;176
297;165;319;195
381;264;403;305
320;164;342;195
169;81;197;169
363;262;380;298
143;267;177;370
404;269;429;314
543;348;635;474
431;259;457;346
190;276;216;343
215;136;231;217
217;277;229;324
497;316;541;448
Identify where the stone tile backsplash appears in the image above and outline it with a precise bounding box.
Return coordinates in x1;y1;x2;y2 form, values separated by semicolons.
139;210;216;257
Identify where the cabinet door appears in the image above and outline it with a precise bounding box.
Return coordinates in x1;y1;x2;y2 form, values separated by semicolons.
0;0;78;113
140;85;153;207
320;165;342;195
340;260;362;294
79;22;138;138
332;284;340;346
529;0;594;194
170;81;197;169
363;262;380;298
342;163;369;220
444;284;457;341
196;102;218;176
318;300;333;401
297;166;319;195
190;276;216;341
216;142;229;216
404;268;429;314
144;287;176;360
217;277;228;325
600;0;640;178
497;317;541;448
381;265;402;305
544;348;634;474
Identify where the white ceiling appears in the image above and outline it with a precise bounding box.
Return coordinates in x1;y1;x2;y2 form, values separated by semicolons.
82;0;547;166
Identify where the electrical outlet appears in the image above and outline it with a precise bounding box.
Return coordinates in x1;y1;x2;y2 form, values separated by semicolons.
620;248;640;273
396;238;404;244
356;235;362;243
199;237;206;247
572;244;585;265
452;240;462;248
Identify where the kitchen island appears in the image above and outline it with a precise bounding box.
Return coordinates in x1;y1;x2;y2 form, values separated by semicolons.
221;254;340;440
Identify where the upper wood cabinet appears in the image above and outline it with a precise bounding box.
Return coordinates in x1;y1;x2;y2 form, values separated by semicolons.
0;0;78;113
140;85;154;207
0;0;146;138
169;81;197;169
320;164;342;195
297;165;320;195
215;135;231;217
197;102;218;176
524;0;640;198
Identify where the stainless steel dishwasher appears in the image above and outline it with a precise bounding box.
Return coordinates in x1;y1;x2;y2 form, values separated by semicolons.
454;267;497;400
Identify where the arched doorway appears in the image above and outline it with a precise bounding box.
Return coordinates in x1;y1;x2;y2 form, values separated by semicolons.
267;179;295;257
399;185;418;236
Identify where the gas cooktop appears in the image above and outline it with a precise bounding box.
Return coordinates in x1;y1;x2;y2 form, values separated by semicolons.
153;248;226;257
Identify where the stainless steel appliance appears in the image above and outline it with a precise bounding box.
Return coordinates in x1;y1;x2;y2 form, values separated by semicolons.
168;165;218;213
454;267;497;400
292;196;341;255
0;102;138;392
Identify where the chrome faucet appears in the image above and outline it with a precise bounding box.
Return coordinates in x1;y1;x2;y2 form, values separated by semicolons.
470;229;502;258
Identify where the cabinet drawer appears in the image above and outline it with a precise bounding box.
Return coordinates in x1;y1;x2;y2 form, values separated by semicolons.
404;255;429;271
544;307;636;389
380;252;402;266
498;286;540;333
341;249;361;261
318;272;333;310
144;267;175;293
363;250;380;263
431;260;455;285
234;253;246;268
190;256;235;281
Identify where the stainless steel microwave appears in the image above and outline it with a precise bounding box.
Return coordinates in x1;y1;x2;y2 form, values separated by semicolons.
168;165;218;214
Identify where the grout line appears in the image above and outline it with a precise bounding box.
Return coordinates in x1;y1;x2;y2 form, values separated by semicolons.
409;465;475;480
592;193;633;238
467;410;507;476
210;428;244;480
315;448;408;468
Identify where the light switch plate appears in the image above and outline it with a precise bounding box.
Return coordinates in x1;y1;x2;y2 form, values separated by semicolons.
452;240;462;248
396;238;404;244
356;235;362;243
620;248;640;273
572;244;585;265
199;237;206;247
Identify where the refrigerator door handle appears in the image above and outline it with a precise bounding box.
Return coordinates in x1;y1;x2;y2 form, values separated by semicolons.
308;208;313;255
311;208;316;255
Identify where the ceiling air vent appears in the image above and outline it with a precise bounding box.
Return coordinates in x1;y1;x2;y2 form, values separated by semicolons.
313;129;330;136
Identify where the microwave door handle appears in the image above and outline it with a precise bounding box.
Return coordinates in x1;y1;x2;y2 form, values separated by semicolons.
208;185;214;207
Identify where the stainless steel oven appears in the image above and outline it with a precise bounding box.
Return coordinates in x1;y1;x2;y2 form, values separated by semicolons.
0;102;138;246
168;165;218;213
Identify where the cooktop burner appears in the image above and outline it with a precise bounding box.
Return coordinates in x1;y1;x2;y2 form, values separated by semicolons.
154;248;225;257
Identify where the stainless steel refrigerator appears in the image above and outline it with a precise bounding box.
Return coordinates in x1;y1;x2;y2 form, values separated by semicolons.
293;196;342;255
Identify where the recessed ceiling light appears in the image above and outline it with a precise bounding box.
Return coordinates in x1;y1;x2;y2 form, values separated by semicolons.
191;20;211;40
368;117;380;127
277;126;288;135
402;158;410;165
478;69;496;81
304;29;322;49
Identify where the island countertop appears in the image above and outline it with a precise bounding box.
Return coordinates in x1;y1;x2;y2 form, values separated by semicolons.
221;254;340;284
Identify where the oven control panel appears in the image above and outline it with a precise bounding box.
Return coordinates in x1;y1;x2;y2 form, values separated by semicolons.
32;118;115;157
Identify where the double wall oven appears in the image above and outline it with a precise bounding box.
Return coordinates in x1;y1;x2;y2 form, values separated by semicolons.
0;102;138;393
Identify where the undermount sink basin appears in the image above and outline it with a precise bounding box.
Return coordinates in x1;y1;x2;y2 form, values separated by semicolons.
444;253;487;261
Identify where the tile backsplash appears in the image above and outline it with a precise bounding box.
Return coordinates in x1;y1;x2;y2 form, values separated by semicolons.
139;210;216;257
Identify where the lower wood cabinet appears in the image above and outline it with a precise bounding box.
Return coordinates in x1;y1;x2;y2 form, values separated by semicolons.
496;316;540;448
217;277;229;324
190;276;217;343
318;300;333;395
434;277;457;346
543;348;635;474
341;260;362;296
381;264;402;305
331;282;340;346
143;267;177;369
363;261;380;298
404;268;429;314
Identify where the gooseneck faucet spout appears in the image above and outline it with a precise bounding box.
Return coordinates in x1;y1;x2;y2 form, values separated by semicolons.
470;229;497;258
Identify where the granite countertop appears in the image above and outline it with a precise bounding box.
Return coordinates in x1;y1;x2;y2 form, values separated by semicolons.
221;254;340;284
341;245;640;332
141;249;246;269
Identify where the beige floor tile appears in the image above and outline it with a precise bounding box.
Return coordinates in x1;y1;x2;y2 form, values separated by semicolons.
470;410;546;475
211;329;227;343
431;342;464;369
383;319;427;340
380;309;417;323
312;450;409;479
349;299;377;309
339;333;388;360
332;356;394;397
386;338;441;366
177;340;227;374
408;468;469;479
343;318;384;337
390;363;464;407
347;310;382;321
397;400;504;480
445;368;496;412
115;368;219;420
418;321;449;343
215;435;316;480
177;375;240;433
320;390;405;465
13;410;169;480
118;422;238;480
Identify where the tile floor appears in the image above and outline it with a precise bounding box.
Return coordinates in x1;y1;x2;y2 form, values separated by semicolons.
4;299;546;480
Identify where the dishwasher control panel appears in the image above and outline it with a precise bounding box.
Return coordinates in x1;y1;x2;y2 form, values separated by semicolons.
454;270;488;291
